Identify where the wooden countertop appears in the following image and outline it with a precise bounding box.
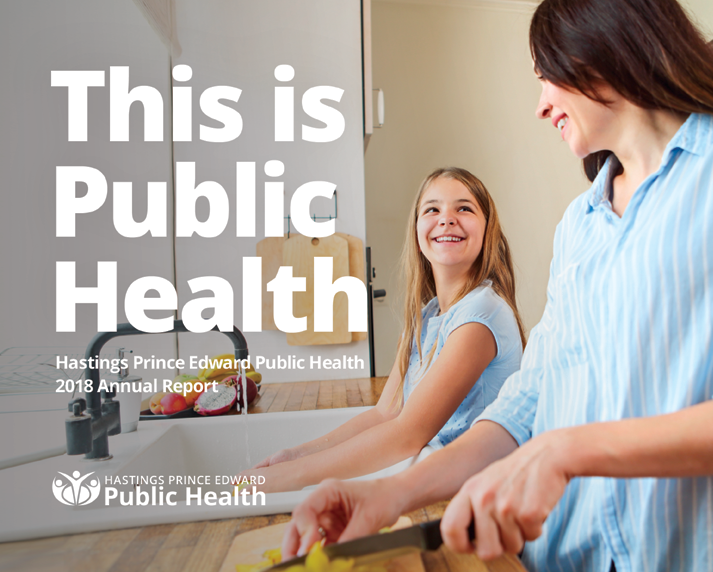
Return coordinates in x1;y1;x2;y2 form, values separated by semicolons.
0;378;522;572
246;376;386;415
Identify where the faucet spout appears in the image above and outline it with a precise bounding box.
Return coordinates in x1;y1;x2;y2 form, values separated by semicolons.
68;321;249;460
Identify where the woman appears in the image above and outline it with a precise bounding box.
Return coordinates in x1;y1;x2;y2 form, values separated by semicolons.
281;1;713;570
238;168;525;493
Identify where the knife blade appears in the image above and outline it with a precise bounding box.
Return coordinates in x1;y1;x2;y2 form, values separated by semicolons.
266;518;475;570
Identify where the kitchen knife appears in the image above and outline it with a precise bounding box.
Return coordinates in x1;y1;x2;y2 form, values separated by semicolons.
267;518;475;570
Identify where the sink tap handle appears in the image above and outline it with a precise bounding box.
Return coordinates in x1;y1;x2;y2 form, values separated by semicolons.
100;388;121;436
66;399;92;455
68;397;87;416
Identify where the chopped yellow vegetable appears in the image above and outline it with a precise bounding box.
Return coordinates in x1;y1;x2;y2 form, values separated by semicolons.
263;547;282;565
234;546;282;571
304;543;332;572
327;559;356;572
236;539;389;572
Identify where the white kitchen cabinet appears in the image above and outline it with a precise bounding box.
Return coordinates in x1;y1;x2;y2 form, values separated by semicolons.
170;0;370;381
0;0;176;369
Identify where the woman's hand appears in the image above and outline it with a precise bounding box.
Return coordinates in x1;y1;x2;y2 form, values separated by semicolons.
282;478;405;560
440;429;572;560
252;448;298;469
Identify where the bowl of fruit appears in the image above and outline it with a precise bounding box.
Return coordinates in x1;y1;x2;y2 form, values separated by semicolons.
140;354;261;420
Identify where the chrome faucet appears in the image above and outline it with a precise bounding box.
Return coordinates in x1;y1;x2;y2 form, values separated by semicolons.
65;320;249;460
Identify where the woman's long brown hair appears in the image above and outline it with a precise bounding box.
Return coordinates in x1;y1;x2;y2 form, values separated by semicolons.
529;0;713;181
393;168;526;404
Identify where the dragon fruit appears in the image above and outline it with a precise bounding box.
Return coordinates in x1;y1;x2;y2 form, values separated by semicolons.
222;375;258;411
194;382;237;416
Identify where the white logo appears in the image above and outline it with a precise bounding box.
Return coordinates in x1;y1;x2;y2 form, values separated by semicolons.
52;470;101;506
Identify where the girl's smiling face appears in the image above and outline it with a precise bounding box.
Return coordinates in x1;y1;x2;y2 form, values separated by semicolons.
416;176;486;276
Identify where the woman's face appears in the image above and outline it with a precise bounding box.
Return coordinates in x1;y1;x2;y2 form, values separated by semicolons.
535;78;619;158
416;177;486;277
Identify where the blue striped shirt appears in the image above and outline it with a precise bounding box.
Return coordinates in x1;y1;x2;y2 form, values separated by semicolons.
475;112;713;572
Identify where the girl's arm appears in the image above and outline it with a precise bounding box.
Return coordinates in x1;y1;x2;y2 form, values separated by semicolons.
253;360;404;468
246;322;497;491
281;420;517;558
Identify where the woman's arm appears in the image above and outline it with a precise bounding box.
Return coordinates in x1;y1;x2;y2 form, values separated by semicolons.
441;400;713;560
245;321;497;491
252;360;404;468
563;400;713;477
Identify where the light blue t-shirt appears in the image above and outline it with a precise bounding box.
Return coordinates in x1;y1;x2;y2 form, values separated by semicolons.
402;281;523;448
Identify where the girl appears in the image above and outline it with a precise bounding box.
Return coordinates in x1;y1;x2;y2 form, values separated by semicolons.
282;1;713;570
242;167;525;493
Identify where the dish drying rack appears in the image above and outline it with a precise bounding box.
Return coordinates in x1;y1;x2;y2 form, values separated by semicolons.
0;346;120;394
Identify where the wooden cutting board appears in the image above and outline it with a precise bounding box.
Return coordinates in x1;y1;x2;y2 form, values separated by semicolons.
284;234;351;345
218;516;527;572
336;233;367;342
256;237;286;331
219;516;424;572
255;234;366;342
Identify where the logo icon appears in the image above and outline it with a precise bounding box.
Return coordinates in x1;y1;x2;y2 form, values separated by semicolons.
52;470;101;506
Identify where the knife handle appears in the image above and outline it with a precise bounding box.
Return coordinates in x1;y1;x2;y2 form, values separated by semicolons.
420;518;476;551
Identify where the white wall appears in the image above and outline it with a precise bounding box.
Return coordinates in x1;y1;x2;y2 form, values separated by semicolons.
365;0;713;375
0;1;176;374
682;0;713;37
171;0;369;382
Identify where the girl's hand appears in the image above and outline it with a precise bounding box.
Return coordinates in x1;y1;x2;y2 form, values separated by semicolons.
440;429;573;560
236;463;298;493
282;478;405;560
252;448;298;469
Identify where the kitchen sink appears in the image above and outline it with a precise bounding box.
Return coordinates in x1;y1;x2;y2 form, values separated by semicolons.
112;407;414;502
0;406;419;542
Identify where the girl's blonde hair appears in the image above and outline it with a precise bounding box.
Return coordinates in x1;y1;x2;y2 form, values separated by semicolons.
394;167;526;401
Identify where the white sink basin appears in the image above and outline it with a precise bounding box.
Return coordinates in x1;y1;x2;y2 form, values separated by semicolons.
0;407;418;542
112;408;412;502
118;408;363;486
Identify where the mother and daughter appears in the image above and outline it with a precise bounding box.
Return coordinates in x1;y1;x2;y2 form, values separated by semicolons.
276;0;713;571
241;167;526;493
